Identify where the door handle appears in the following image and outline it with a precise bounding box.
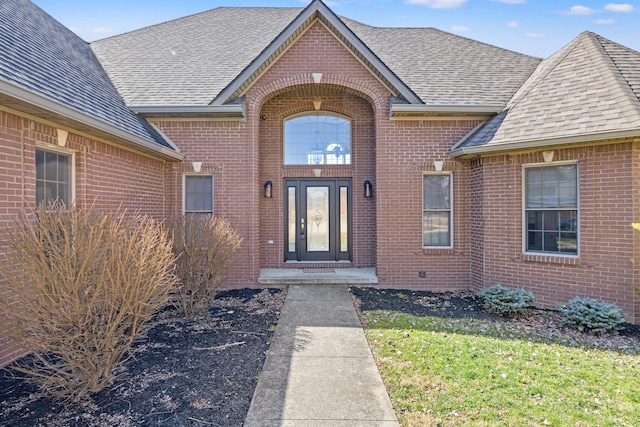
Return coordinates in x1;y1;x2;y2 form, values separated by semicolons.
300;218;305;239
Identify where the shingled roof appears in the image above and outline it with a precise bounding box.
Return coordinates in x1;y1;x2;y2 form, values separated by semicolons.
0;0;180;158
90;2;540;109
452;31;640;156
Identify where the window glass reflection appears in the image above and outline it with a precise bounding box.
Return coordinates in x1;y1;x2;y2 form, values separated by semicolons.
284;114;351;165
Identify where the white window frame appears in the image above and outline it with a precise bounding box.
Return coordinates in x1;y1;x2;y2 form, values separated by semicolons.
183;174;214;216
35;142;75;207
422;172;453;249
522;161;579;257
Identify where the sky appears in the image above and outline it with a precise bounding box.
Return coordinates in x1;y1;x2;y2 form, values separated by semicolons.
31;0;639;58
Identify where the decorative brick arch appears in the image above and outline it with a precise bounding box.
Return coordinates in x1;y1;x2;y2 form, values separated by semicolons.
247;73;388;118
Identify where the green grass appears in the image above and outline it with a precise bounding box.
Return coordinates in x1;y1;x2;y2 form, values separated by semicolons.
360;310;640;427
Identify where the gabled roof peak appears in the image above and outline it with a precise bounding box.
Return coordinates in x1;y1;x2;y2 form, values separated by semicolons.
210;0;422;105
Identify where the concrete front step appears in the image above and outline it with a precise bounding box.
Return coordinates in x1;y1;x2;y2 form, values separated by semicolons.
257;267;378;285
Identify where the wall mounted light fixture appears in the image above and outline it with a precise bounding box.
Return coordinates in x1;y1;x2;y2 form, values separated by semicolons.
364;180;373;198
264;181;273;198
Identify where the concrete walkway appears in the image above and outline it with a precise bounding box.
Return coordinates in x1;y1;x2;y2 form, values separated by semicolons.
244;285;399;426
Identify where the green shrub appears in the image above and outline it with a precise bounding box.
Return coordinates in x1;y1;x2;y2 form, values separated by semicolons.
0;205;177;401
477;284;534;316
170;215;242;317
560;297;625;335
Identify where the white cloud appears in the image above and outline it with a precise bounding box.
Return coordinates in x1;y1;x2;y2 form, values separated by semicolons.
91;27;114;35
566;5;594;15
492;0;526;3
406;0;467;9
451;25;470;32
526;32;544;38
604;3;634;12
507;20;519;28
593;18;616;24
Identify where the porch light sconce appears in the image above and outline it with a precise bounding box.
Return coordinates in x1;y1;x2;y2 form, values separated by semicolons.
364;180;373;198
264;181;273;198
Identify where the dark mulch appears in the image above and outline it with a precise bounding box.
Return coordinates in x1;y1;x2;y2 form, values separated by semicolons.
0;288;285;427
2;286;639;426
350;287;640;351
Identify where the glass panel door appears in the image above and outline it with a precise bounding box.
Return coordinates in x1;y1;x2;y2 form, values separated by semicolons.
284;179;351;262
306;186;330;252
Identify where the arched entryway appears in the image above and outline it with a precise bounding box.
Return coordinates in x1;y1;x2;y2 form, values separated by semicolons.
257;84;376;271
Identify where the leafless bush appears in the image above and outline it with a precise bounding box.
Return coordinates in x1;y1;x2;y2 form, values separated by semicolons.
170;215;242;317
0;205;177;401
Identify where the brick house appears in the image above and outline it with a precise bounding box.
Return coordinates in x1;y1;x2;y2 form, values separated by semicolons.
1;0;639;366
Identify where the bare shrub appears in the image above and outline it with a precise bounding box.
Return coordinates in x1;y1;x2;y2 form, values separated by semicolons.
0;205;177;401
170;215;242;317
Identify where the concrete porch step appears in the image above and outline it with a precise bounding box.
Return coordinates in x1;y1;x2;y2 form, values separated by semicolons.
258;267;378;285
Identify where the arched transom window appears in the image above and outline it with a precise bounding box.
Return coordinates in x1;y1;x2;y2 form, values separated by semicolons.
284;113;351;165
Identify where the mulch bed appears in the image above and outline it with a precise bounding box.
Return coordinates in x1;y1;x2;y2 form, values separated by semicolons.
351;287;640;354
0;288;286;427
2;286;639;426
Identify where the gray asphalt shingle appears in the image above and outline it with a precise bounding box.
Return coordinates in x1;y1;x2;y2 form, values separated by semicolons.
0;0;175;150
456;31;640;151
90;6;541;107
91;8;303;106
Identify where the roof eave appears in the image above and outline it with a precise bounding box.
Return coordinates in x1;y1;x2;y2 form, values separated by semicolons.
0;80;183;161
391;104;503;120
450;128;640;158
211;0;422;106
132;104;246;120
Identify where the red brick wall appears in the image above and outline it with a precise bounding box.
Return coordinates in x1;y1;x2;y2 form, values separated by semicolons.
0;109;167;367
155;21;391;281
154;21;486;290
153;120;258;288
472;144;638;322
257;89;376;268
375;119;482;290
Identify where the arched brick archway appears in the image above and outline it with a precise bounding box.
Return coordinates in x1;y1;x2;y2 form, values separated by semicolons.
253;80;380;269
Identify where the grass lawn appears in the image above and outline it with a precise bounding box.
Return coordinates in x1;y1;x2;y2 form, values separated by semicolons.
360;310;640;427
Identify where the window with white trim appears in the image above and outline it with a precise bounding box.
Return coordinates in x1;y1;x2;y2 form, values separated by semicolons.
184;175;213;217
36;147;72;207
524;163;578;255
423;173;452;248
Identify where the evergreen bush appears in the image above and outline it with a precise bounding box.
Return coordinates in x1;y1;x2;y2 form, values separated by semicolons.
477;284;534;316
560;297;625;335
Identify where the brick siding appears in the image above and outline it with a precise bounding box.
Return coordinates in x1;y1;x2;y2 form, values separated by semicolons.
472;144;638;322
0;109;167;367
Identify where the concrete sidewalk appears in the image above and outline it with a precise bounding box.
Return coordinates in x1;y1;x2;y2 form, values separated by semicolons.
244;285;399;426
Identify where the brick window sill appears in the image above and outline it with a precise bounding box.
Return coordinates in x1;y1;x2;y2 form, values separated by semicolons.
422;248;457;256
521;253;580;266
